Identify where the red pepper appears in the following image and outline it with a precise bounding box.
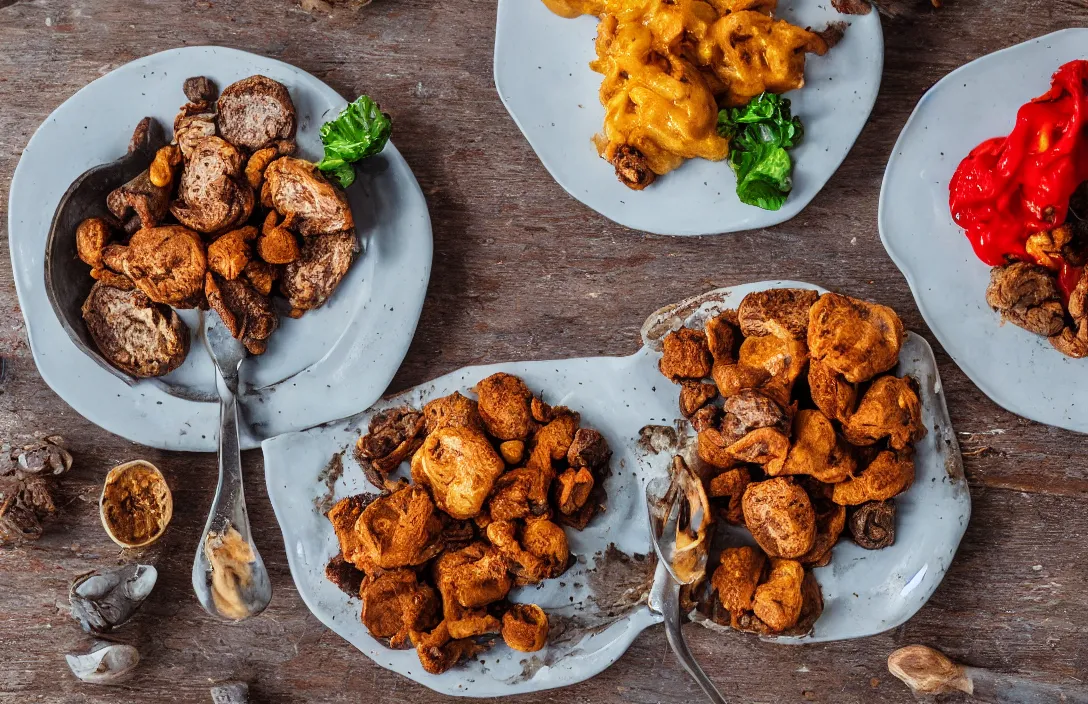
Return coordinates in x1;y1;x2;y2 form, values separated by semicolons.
949;59;1088;295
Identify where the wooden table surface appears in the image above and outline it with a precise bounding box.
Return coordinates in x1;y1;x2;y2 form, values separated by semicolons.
2;1;1087;702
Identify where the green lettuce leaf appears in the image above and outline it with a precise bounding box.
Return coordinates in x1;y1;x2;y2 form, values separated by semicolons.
316;95;392;188
717;93;804;211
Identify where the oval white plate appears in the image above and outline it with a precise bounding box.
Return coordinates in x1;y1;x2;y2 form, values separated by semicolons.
264;281;969;697
493;1;883;236
8;46;432;451
879;29;1088;433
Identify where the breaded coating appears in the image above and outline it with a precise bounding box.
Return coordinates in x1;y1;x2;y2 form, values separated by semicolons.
475;372;535;441
555;467;594;515
751;558;805;632
486;519;569;585
411;426;505;520
738;288;819;340
499;440;525;465
207;226;257;280
502;604;549;653
705;312;738;363
659;327;712;381
423;391;483;434
679;381;718;417
808;359;856;423
411;621;488;675
361;569;440;649
76;217;113;269
258;210;301;265
112;225;207;308
742;478;816;558
844;376;926;450
808;293;905;383
777;409;856;483
832;450;916;506
332;486;444;571
711;545;766;614
714;335;808;406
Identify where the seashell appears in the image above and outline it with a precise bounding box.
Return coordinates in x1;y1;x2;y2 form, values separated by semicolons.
99;460;173;548
65;641;140;685
70;564;158;634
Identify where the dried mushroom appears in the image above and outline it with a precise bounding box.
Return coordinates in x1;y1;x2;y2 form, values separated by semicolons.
217;75;297;153
411;621;487;675
280;230;358;315
411;427;506;520
329;486;444;572
205;273;279;356
679;381;717;417
1049;270;1088;358
66;642;140;685
107;169;171;231
82;283;190;378
70;564;158;634
832;450;915;505
361;569;440;648
423;391;483;434
261;157;354;237
808;359;856;423
849;499;896;549
207;226;256;280
475;372;536;441
777;409;856;483
751;558;805;632
99;460;173;548
258;211;301;265
108;225;207;308
742;478;816;559
708;466;750;524
711;545;766;614
985;262;1066;337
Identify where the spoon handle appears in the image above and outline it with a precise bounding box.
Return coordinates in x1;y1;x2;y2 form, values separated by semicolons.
661;577;729;704
965;667;1088;704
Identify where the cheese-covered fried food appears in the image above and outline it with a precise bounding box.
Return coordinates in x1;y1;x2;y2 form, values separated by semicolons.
361;569;440;649
412;427;506;520
844;376;926;450
502;604;550;653
778;409;856;483
711;545;766;614
808;293;905;383
832;450;915;506
751;558;805;632
738;288;819;340
475;372;535;440
742;477;816;558
545;0;828;187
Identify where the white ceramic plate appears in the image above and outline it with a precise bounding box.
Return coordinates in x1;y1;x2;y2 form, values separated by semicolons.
8;46;432;451
264;281;969;697
493;1;883;236
879;29;1088;433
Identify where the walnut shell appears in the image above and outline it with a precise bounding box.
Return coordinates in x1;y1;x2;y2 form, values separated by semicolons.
99;460;172;548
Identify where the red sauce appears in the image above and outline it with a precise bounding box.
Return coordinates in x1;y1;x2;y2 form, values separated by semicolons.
949;59;1088;298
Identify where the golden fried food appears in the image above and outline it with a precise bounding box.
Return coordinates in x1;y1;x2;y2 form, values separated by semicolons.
204;272;278;355
148;144;182;189
808;359;857;423
488;467;538;521
330;486;444;571
412;426;506;520
808;293;905;383
354;407;426;488
112;225;207;308
741;477;816;558
243;260;276;296
245;146;279;190
719;389;792;443
844;376;926;450
76;217;113;269
411;621;488;675
777;409;856;484
544;0;827;186
659;327;713;381
361;569;440;649
705;312;738;363
567;428;612;468
423;391;484;434
475;372;535;440
261;157;354;237
708;466;750;524
799;501;846;568
487;519;570;585
751;558;805;632
711;545;766;614
679;381;718;417
258;210;302;265
207;226;256;280
725;427;791;472
502;604;550;653
171;136;254;234
737;288;819;340
832;450;915;505
434;542;512;610
714;334;807;406
555;467;594;515
499;440;525;465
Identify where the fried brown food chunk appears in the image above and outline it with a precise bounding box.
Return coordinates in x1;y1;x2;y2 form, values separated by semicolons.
354;408;426;489
711;546;766;614
502;604;549;653
81;282;190;378
76;217;113;269
832;450;915;506
475;373;535;441
261;157;354;237
799;500;846;568
258;211;301;265
555;467;594;515
659;327;712;381
708;466;750;524
111;225;207;308
742;478;816;559
751;558;805;633
361;569;441;649
489;467;537;522
777;409;856;484
705;312;738;363
217;75;297;152
434;542;512;611
107;169;172;230
738;288;819;340
679;381;718;417
567;428;611;468
205;273;278;355
242;260;276;296
499;440;525;465
487;519;570;585
245;146;279;190
849;499;896;549
281;230;358;314
423;391;484;434
330;486;444;571
808;359;857;423
207;226;256;280
1050;270;1088;358
183;76;217;103
714;335;808;406
411;621;488;675
844;376;926;450
170;136;255;234
411;426;506;520
719;390;792;445
610;144;656;190
808;293;905;383
986;262;1066;337
174;100;218;161
324;553;366;597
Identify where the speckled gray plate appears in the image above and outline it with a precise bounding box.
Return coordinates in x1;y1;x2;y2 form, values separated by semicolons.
879;29;1088;433
494;1;883;236
8;46;432;451
264;281;970;697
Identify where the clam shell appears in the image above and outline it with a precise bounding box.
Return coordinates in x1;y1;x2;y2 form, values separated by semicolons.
70;564;158;634
99;460;173;548
65;641;140;685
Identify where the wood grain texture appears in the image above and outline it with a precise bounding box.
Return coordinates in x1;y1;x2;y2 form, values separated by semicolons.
1;0;1087;701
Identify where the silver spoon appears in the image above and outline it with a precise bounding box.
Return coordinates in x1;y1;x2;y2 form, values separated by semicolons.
192;313;272;621
645;463;728;704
